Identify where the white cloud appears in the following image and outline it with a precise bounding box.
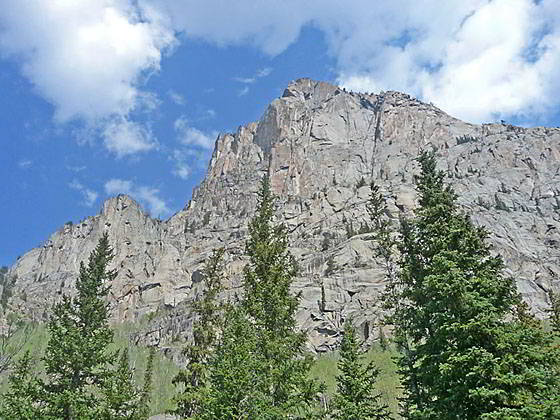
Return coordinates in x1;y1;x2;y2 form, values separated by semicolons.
103;118;157;157
4;0;560;130
0;0;176;155
69;180;98;207
168;89;186;105
145;0;560;124
174;163;191;180
233;76;256;84
174;116;218;149
171;149;192;180
66;165;87;172
104;178;170;217
170;144;215;180
18;159;32;169
232;66;274;97
256;67;272;78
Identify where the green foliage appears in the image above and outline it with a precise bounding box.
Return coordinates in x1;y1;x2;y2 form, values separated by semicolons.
199;177;323;418
172;248;226;417
100;348;148;420
195;306;265;419
331;323;392;420
0;234;154;419
386;151;560;419
41;232;117;419
310;344;401;416
0;351;45;419
0;314;32;375
548;290;560;334
378;326;388;352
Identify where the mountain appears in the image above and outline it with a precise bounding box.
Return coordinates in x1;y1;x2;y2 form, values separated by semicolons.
3;78;560;352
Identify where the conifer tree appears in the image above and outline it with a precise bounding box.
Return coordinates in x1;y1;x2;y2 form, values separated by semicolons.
199;177;322;418
386;151;560;419
100;348;148;420
139;348;155;419
172;248;226;417
241;176;322;417
548;290;560;334
331;323;391;420
196;306;264;419
42;232;117;419
0;233;152;419
0;351;44;420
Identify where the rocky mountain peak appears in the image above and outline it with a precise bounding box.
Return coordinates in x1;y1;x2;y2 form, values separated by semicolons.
101;194;146;218
4;78;560;352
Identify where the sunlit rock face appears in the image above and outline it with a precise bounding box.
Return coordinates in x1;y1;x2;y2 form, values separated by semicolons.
6;78;560;352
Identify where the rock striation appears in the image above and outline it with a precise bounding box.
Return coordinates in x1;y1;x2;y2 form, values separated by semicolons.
4;78;560;352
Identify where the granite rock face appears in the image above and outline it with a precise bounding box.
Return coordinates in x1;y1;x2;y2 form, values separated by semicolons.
4;78;560;352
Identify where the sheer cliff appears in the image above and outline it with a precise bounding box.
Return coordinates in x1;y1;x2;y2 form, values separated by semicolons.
4;78;560;352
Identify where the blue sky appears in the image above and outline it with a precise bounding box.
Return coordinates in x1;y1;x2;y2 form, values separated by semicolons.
1;0;560;267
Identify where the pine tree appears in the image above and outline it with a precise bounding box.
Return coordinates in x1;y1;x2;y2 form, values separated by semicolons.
196;306;265;419
1;237;158;419
0;351;44;420
172;248;226;417
331;323;391;420
100;348;147;420
199;177;323;418
139;348;155;419
42;232;117;419
386;151;560;419
241;176;322;417
548;290;560;334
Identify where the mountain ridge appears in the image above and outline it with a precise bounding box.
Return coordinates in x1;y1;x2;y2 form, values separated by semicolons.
3;77;560;352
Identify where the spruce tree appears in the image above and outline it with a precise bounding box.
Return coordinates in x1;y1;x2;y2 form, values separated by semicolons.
0;351;44;420
241;176;322;417
1;237;158;419
139;348;155;419
386;151;560;419
331;323;391;420
547;290;560;334
100;348;149;420
196;306;264;419
42;232;116;419
172;248;226;417
199;177;322;418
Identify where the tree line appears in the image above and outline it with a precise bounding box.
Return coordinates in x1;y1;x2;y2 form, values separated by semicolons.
1;150;560;419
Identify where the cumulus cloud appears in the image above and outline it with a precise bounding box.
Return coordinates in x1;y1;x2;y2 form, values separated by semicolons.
3;0;560;131
171;117;218;179
0;0;176;155
146;0;560;123
69;180;98;207
174;116;218;150
103;118;157;157
104;178;170;217
171;149;191;180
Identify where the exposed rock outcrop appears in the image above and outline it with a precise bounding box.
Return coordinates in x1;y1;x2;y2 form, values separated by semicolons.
4;78;560;352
